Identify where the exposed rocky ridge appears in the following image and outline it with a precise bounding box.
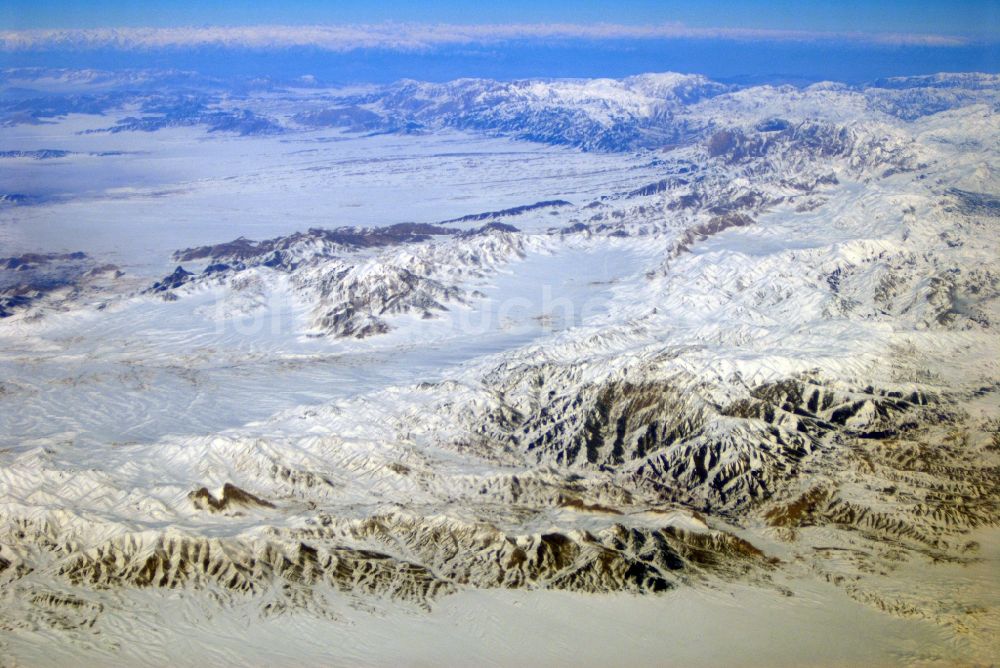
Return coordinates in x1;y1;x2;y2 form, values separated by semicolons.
302;73;730;151
703;121;918;175
153;223;528;337
1;368;993;642
758;410;1000;643
865;73;1000;120
0;251;122;318
441;200;571;224
431;356;953;514
172;222;461;264
297;227;528;337
286;72;998;152
189;483;276;512
0;149;73;159
5;68;997;152
0;509;777;615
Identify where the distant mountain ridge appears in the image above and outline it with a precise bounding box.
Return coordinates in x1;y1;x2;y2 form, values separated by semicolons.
3;67;998;147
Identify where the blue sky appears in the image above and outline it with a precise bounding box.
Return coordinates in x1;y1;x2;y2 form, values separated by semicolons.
2;0;998;40
1;2;996;83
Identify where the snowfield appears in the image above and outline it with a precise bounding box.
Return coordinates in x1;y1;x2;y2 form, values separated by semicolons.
1;69;999;666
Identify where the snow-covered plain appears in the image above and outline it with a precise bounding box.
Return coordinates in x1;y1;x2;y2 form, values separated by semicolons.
1;69;999;666
0;120;661;273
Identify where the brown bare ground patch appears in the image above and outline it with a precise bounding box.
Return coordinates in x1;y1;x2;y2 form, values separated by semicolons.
558;496;622;515
764;486;830;528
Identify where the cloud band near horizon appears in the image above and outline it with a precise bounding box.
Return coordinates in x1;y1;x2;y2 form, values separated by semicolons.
0;22;981;52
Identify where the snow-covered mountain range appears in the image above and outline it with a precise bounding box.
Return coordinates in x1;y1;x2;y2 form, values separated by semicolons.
1;68;998;664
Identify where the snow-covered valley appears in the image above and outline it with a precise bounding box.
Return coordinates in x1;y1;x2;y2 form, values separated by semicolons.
1;68;999;666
